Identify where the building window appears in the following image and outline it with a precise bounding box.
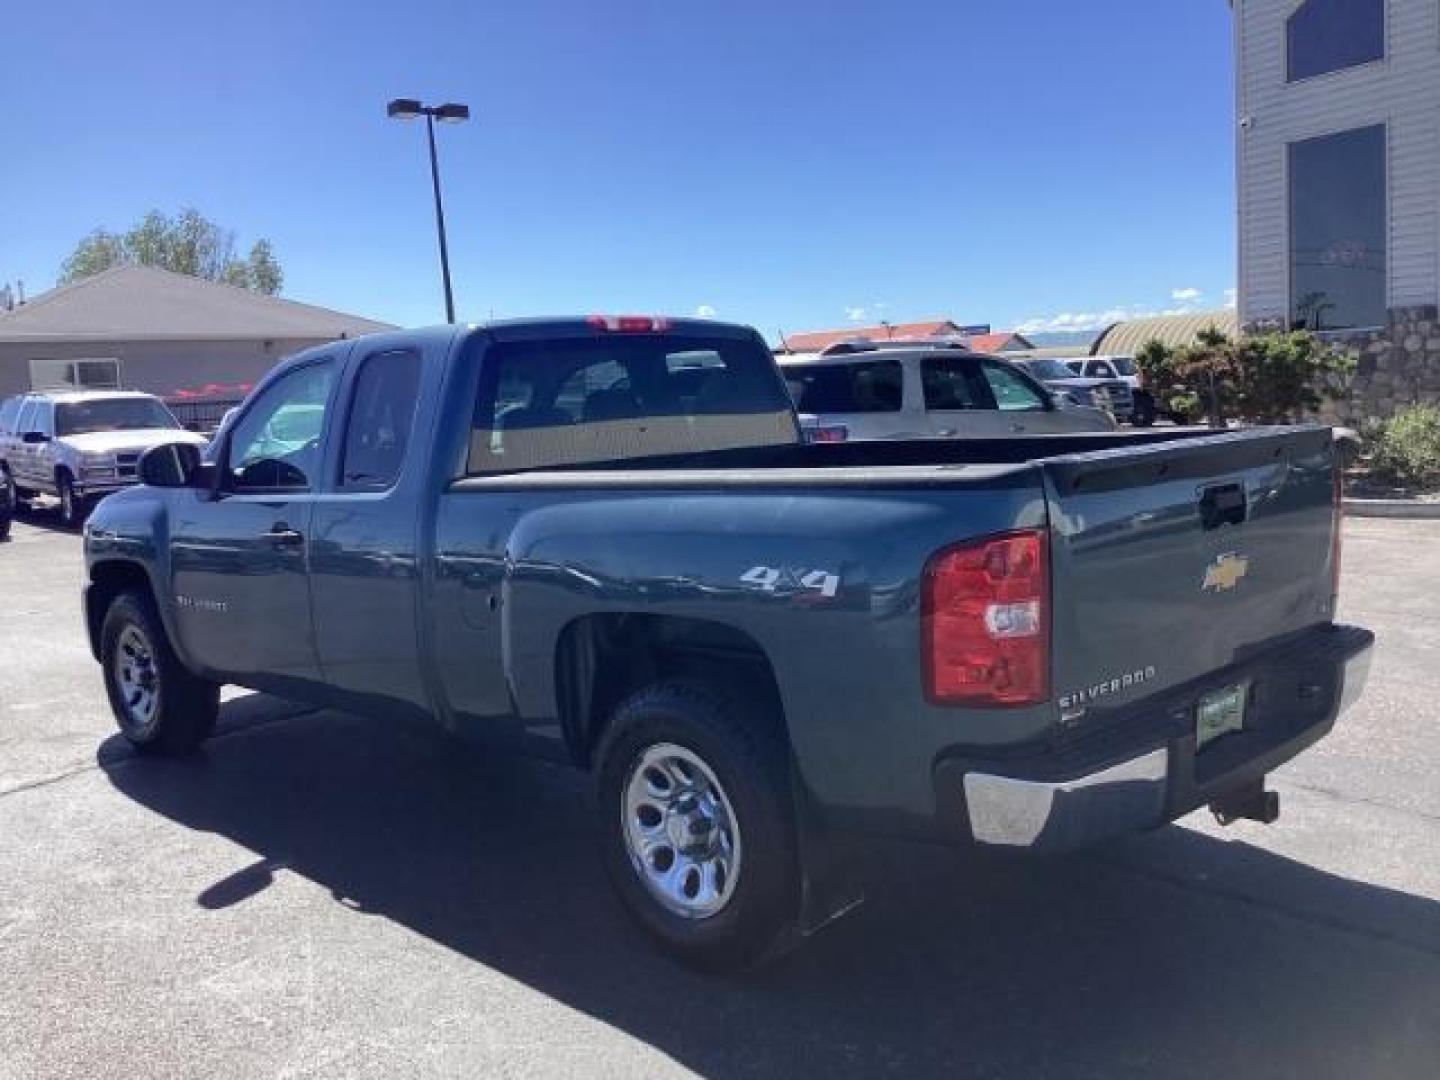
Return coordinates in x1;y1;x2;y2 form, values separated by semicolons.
28;357;121;390
1287;0;1384;82
1289;124;1386;331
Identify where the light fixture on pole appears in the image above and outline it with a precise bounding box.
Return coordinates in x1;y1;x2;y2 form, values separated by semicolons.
387;98;471;323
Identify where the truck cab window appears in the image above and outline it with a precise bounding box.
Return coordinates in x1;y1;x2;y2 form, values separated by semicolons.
227;362;334;491
469;336;795;472
340;350;421;490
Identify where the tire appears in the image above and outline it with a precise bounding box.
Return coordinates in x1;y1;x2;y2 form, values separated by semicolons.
1130;393;1157;427
595;679;799;970
1;465;15;516
57;471;88;530
101;588;219;755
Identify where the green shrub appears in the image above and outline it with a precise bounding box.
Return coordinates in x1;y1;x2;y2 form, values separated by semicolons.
1135;330;1353;427
1370;405;1440;488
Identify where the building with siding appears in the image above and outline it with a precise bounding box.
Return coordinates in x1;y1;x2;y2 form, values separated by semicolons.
0;265;393;405
1233;0;1440;421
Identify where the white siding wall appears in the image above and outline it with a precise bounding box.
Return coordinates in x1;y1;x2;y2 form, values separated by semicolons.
1236;0;1440;325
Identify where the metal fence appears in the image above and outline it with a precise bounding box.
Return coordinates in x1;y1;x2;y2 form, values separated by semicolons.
166;398;243;436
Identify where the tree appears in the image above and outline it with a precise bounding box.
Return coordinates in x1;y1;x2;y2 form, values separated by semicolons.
58;208;283;295
1135;328;1354;427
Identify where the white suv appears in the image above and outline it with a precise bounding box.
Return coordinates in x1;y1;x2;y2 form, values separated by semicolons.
0;390;207;527
779;343;1117;441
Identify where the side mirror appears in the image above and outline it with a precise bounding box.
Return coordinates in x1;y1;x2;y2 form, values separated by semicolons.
139;442;205;488
21;431;48;444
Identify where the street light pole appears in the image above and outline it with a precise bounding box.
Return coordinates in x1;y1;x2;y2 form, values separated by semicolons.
423;112;456;323
387;98;471;324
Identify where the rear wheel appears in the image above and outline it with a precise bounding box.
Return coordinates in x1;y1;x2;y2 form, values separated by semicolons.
101;589;219;754
596;680;798;970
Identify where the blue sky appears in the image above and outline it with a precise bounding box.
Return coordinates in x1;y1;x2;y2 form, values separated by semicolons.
1;0;1237;338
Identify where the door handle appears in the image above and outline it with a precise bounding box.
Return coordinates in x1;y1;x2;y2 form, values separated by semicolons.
937;428;957;437
1009;423;1025;433
266;524;304;548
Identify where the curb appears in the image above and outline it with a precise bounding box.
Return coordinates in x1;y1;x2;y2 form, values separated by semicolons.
1343;497;1440;519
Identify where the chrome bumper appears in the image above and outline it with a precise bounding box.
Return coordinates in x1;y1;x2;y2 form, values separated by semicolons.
960;640;1373;850
965;748;1167;848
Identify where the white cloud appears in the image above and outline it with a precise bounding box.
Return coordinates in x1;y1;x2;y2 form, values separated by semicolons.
1171;287;1203;303
1223;288;1238;310
844;306;868;323
694;304;717;319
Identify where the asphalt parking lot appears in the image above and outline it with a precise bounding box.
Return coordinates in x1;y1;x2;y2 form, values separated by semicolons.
0;512;1437;1079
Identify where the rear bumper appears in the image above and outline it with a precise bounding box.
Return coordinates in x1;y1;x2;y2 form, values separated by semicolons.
934;624;1373;852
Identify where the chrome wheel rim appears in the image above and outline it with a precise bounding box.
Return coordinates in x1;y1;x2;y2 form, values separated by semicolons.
621;743;742;919
113;625;161;736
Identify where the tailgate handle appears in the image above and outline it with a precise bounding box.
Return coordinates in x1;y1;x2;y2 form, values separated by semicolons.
1199;482;1247;530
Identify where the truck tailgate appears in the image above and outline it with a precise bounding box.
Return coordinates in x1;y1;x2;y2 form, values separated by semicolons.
1041;427;1339;719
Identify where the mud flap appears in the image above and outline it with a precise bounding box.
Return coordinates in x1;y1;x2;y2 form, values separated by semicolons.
766;763;866;960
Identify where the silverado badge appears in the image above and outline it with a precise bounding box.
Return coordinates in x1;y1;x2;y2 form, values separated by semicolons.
1202;552;1250;593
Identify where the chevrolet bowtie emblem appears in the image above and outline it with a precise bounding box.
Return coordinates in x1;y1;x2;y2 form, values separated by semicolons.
1203;552;1250;593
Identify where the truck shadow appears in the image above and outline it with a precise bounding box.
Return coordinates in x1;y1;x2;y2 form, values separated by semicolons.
99;697;1440;1079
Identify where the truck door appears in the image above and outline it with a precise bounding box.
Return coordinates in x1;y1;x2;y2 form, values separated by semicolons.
11;399;39;487
169;358;336;687
307;344;430;717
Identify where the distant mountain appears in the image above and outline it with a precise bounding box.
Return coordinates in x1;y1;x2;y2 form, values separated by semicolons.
1023;329;1106;351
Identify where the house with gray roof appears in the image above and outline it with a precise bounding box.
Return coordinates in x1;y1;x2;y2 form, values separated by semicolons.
0;265;393;402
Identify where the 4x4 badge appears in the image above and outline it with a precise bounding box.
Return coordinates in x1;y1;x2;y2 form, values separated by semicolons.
1203;552;1250;593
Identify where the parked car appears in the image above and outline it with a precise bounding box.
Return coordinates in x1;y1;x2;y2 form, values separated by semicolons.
1064;355;1159;426
779;343;1117;440
0;390;208;527
1006;356;1135;422
84;317;1371;968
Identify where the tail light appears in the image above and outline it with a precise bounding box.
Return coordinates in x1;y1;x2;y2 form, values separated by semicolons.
923;529;1049;707
805;423;849;444
587;314;671;333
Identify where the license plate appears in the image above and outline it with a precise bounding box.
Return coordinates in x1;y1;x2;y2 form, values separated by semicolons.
1196;683;1247;750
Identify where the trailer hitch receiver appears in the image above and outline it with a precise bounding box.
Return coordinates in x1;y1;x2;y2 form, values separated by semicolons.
1209;779;1280;826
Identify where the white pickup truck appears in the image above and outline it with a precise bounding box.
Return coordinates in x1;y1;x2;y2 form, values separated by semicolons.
0;390;207;527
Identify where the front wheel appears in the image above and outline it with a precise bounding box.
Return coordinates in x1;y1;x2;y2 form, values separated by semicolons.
101;589;219;754
595;680;799;970
0;467;14;538
57;472;88;529
1130;393;1157;427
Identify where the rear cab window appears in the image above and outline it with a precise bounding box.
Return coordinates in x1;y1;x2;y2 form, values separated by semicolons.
339;349;422;490
469;333;797;473
0;397;20;435
782;360;903;414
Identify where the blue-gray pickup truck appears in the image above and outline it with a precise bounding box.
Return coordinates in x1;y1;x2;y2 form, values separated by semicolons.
83;316;1373;967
